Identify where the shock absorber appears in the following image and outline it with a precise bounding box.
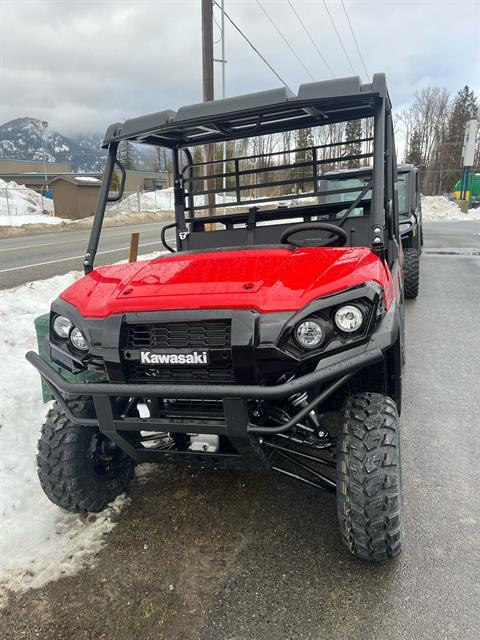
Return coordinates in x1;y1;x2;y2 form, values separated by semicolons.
288;391;321;430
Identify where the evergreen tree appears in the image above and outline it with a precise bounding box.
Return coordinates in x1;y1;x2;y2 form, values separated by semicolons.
118;140;135;170
344;119;362;168
109;171;120;191
443;86;478;191
295;128;314;191
295;127;314;162
406;128;423;167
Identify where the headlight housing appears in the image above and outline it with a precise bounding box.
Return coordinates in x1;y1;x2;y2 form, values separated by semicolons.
280;284;382;358
52;315;73;338
294;319;325;349
69;326;88;351
52;314;89;352
334;305;364;333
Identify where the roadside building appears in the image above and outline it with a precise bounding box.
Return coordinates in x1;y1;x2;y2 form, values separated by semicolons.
0;158;74;190
50;175;101;219
116;168;170;192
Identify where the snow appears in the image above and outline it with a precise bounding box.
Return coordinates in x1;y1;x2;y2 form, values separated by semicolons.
0;273;128;601
421;196;480;221
0;213;65;227
0;178;64;227
114;187;175;212
74;176;100;183
0;253;162;600
111;186;237;214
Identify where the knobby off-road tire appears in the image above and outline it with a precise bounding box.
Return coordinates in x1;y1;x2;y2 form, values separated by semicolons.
336;393;403;561
37;397;136;513
403;248;419;299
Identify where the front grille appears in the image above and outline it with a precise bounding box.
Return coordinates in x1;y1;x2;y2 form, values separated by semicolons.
125;363;235;383
126;320;231;350
123;319;234;384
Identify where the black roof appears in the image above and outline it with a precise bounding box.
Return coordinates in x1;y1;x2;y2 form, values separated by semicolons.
397;163;418;173
103;74;390;149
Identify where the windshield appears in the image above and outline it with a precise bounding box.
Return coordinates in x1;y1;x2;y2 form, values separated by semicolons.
397;173;409;215
319;176;371;218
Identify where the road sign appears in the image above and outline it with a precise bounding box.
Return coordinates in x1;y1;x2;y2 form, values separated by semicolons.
461;119;478;168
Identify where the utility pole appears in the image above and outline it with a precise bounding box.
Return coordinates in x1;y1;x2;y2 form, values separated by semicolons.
202;0;214;102
202;0;216;217
218;0;227;205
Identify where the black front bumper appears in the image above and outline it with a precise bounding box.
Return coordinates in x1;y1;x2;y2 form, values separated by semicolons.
26;346;383;467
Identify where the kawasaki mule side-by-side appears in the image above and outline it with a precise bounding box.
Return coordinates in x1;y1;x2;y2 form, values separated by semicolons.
398;164;422;298
319;162;422;298
28;74;405;561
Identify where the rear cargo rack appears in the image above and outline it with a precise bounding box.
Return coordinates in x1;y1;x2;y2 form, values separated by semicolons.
181;137;374;214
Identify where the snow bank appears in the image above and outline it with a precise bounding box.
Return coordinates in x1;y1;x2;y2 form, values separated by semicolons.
0;253;162;599
0;213;66;227
421;196;480;221
0;178;67;227
111;186;237;214
0;273;129;601
112;187;175;213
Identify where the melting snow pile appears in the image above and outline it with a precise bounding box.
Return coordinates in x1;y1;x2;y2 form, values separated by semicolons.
0;273;129;601
111;186;237;214
0;178;64;227
111;187;176;212
421;196;480;221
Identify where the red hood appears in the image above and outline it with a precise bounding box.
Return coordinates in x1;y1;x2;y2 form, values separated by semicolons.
60;247;392;318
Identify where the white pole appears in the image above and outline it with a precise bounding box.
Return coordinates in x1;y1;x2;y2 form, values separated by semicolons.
42;121;48;213
221;0;226;99
5;185;10;217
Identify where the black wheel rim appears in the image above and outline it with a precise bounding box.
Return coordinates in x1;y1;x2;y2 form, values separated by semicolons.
88;432;127;478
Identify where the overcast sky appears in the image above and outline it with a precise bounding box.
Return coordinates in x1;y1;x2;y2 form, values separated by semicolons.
1;0;479;135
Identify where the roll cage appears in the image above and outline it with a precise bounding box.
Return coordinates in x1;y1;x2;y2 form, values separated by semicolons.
84;73;399;274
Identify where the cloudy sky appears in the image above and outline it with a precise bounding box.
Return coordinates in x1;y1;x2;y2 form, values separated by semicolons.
1;0;479;135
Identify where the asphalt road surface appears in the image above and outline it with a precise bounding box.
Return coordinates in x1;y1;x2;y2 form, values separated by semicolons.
1;222;479;639
0;221;175;289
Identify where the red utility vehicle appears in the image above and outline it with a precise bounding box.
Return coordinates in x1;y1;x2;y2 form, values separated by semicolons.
28;74;404;561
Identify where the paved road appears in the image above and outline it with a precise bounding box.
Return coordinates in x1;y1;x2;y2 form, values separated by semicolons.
0;221;175;289
1;222;479;640
422;219;480;250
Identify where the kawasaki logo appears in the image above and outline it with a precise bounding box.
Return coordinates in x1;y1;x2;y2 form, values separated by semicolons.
139;351;209;365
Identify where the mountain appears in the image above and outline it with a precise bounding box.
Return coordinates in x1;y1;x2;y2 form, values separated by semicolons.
0;117;159;172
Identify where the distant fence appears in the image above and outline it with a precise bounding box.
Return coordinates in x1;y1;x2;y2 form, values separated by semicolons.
0;184;54;219
105;188;175;216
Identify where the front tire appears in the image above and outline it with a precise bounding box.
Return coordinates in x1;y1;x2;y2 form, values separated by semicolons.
336;393;403;561
37;397;136;513
404;248;419;299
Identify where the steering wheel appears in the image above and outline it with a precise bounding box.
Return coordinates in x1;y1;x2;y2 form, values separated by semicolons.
280;223;348;247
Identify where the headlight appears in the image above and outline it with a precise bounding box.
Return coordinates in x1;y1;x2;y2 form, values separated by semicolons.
69;326;88;351
400;221;412;235
334;305;364;333
295;319;324;349
53;315;73;338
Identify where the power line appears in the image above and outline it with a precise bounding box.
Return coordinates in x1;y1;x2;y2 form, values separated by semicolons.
287;0;335;79
256;0;315;82
340;0;370;82
214;1;291;90
322;0;356;76
212;10;223;44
